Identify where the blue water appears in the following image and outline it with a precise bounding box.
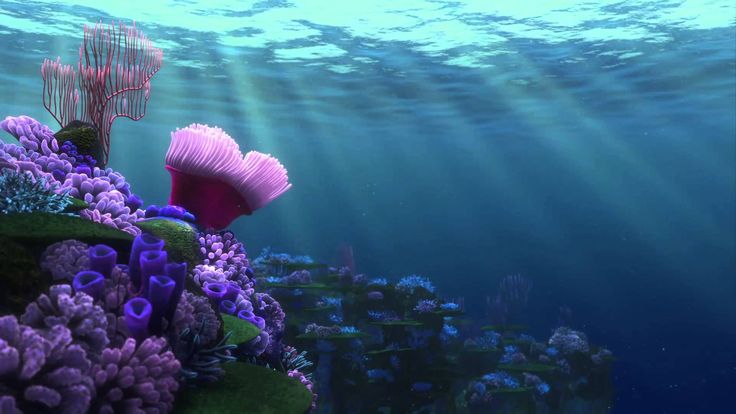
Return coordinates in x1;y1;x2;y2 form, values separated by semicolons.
1;1;734;412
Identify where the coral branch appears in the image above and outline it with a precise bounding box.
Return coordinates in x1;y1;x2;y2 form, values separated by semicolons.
41;21;162;166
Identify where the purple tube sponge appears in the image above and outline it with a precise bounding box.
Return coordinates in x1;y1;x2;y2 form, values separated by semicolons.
20;284;108;360
128;233;164;289
220;300;237;315
224;281;241;302
90;337;180;414
237;309;266;330
366;291;384;301
148;275;175;334
139;250;167;296
164;262;187;319
88;244;117;278
124;297;152;342
203;282;228;309
72;271;105;301
241;331;270;356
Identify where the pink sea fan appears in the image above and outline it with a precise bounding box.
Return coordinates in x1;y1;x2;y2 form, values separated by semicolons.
165;123;291;229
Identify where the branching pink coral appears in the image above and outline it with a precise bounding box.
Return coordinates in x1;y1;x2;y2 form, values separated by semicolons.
41;22;163;166
165;124;291;229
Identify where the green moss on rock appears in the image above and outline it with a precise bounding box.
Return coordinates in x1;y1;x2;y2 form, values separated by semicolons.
296;332;370;340
0;212;133;250
369;320;424;327
0;236;47;314
63;197;89;213
497;363;557;373
54;120;102;164
222;314;261;345
176;362;313;414
136;217;201;267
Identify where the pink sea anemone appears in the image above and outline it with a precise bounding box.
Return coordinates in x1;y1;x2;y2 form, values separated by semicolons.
164;124;291;229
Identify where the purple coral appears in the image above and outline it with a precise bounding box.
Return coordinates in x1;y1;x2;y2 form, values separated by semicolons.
252;293;285;355
144;204;195;222
304;324;342;338
62;172;143;235
0;136;73;184
288;369;317;411
0;115;60;157
0;316;94;414
178;291;220;346
90;337;179;414
20;284;108;360
165;123;292;229
548;327;590;355
285;270;312;286
40;240;90;281
414;299;437;314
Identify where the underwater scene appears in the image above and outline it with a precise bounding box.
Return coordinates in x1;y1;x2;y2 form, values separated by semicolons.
0;1;734;413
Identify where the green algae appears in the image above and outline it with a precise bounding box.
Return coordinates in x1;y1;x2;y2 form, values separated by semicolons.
497;363;557;373
284;262;327;271
136;218;201;266
63;197;89;213
303;305;336;312
366;347;416;355
489;387;533;394
480;324;528;332
264;282;333;290
461;348;501;354
222;314;261;345
0;236;46;314
370;319;424;327
296;332;370;340
176;362;313;414
0;212;133;249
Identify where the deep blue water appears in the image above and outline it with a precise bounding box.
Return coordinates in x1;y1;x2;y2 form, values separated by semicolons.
0;1;735;413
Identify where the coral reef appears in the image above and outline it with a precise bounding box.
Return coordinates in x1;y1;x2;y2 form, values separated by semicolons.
0;19;616;414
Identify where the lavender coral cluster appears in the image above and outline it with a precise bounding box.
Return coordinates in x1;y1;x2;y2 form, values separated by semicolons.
1;115;144;235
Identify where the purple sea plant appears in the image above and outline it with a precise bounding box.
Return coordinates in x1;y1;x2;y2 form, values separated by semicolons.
414;299;437;313
0;316;94;414
40;240;90;281
288;369;317;411
20;284;108;360
90;337;180;414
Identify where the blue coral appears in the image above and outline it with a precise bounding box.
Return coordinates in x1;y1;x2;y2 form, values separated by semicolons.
396;274;435;294
0;170;71;214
